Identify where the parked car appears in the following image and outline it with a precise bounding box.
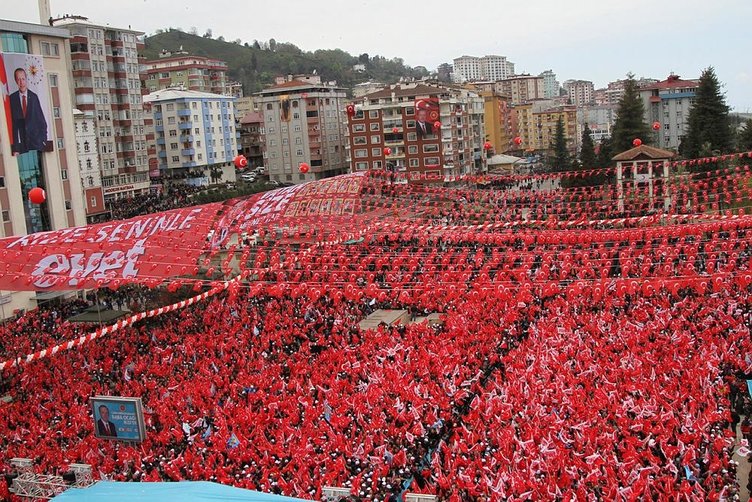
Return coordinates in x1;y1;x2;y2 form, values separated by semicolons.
254;166;266;175
241;173;256;183
264;180;280;187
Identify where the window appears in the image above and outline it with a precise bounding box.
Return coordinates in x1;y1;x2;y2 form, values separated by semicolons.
49;74;58;87
40;41;60;56
91;196;97;208
423;144;439;153
56;138;64;149
1;210;9;222
172;156;179;162
169;130;177;137
352;124;366;133
0;176;4;187
373;161;383;169
354;149;368;158
368;110;379;118
424;157;440;166
406;120;416;128
409;158;419;167
295;137;302;145
198;153;203;160
405;107;415;116
65;200;72;210
61;169;68;180
355;162;368;170
370;123;380;131
408;145;418;154
167;117;175;124
353;136;367;145
296;149;303;156
371;135;381;144
407;133;417;142
266;103;273;110
372;148;382;156
170;143;178;149
166;104;174;111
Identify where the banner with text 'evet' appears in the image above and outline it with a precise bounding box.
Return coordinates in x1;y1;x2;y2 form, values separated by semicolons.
0;173;367;291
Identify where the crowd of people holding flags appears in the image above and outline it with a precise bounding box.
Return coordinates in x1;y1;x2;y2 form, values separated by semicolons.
1;156;752;500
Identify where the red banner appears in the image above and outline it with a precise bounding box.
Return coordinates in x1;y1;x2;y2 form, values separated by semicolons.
0;174;366;291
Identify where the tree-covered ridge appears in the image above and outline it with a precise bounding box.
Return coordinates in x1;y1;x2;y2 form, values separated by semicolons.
143;29;430;95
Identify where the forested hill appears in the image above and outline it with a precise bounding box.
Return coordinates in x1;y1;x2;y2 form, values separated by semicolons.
143;29;430;95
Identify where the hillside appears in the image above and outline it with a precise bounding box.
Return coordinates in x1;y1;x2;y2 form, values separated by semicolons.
143;30;429;95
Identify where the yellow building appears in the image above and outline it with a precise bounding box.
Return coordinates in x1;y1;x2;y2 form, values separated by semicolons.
532;105;577;154
479;91;514;154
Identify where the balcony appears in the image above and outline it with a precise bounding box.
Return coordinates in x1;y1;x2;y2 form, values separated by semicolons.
158;150;167;158
179;135;194;143
181;162;198;168
181;148;195;156
156;138;166;145
177;109;192;117
178;122;193;130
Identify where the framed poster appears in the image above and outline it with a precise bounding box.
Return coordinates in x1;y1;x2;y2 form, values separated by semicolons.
90;396;146;442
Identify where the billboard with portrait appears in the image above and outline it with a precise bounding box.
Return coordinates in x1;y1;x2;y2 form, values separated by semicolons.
90;396;146;442
279;94;291;122
414;97;439;139
1;52;53;154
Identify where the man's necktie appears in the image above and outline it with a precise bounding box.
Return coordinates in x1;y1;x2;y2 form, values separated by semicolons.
22;95;27;117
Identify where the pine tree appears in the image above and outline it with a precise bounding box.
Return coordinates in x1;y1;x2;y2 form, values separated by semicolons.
551;117;569;171
680;67;732;159
596;137;613;168
579;124;597;169
611;74;652;153
739;119;752;151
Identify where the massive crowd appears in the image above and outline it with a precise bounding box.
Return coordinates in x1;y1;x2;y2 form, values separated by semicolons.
1;161;752;501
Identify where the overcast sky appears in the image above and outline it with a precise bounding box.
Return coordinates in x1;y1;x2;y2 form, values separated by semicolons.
12;0;752;111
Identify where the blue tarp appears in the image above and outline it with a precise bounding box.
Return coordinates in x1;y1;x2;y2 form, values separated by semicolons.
55;481;309;502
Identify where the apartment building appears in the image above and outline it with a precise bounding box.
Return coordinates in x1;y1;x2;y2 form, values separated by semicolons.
143;88;238;184
143;49;239;96
73;109;107;221
52;15;150;201
452;55;515;83
513;100;577;155
0;18;87;317
346;83;485;182
563;79;595;107
539;70;560;99
238;111;264;169
254;75;349;184
497;75;545;105
640;74;699;150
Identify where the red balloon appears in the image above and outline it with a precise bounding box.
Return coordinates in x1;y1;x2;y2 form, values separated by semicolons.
299;162;310;174
383;147;392;156
346;104;355;116
632;138;642;147
483;141;492;151
652;121;661;131
29;187;46;204
233;155;248;169
513;136;523;145
392;127;399;134
433;121;441;131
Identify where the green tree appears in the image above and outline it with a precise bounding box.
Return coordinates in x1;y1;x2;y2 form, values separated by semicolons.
596;137;613;167
551;116;569;171
679;66;732;159
579;123;597;169
739;119;752;151
611;73;652;153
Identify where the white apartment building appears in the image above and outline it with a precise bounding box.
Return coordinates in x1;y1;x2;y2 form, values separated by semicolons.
539;70;560;99
0;18;87;318
73;109;106;222
144;88;238;184
452;55;515;83
563;79;595;107
640;74;699;150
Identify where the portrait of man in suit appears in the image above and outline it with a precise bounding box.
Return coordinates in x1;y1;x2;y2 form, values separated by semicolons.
415;108;433;138
9;67;49;155
96;404;118;438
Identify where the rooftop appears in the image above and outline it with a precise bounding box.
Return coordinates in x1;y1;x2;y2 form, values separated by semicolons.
642;74;698;91
0;18;71;39
51;15;144;35
240;111;264;124
143;88;235;103
612;144;677;161
363;83;443;100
